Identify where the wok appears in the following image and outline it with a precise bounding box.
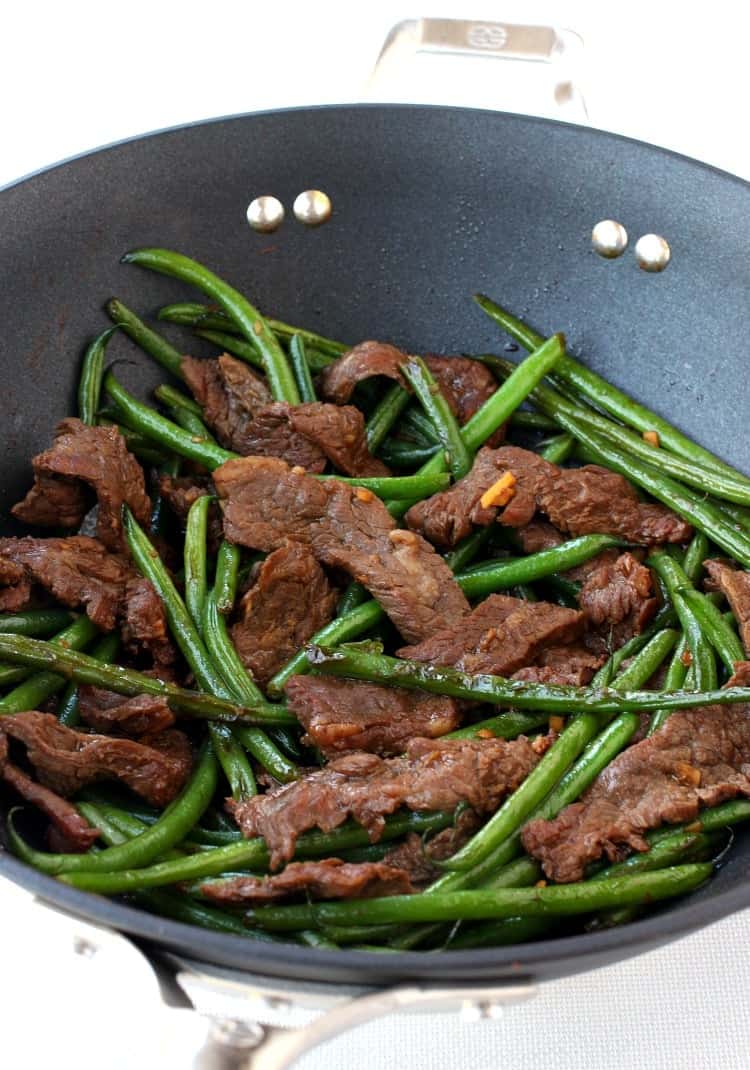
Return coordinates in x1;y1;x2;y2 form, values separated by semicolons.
1;102;750;1055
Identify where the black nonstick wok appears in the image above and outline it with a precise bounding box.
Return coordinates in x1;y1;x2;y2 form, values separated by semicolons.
1;104;750;1003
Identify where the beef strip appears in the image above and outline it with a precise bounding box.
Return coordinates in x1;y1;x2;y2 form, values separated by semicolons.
406;445;692;548
521;704;750;882
10;473;90;529
229;734;546;868
0;732;99;852
380;810;481;885
514;520;564;555
0;536;173;661
77;686;175;736
578;551;660;654
0;557;32;612
12;419;151;551
286;403;390;477
214;456;469;643
285;675;461;757
181;353;272;453
232;402;327;471
1;711;192;808
200;858;416;904
704;559;750;655
318;341;408;403
423;354;506;446
397;594;586;676
727;662;750;688
230;543;338;687
511;644;604;686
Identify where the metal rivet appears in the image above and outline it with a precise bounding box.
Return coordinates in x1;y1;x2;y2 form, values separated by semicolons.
72;936;97;958
246;196;285;233
635;233;671;272
591;219;628;259
293;189;332;226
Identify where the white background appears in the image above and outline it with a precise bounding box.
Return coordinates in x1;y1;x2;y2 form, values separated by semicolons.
2;2;750;1067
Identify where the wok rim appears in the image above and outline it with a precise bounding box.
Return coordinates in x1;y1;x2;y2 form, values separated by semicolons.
1;102;749;983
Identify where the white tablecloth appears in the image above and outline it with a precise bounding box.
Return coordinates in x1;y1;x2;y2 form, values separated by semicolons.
2;3;749;1067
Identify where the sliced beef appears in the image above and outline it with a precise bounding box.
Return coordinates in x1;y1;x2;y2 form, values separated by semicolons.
318;341;408;404
230;543;338;687
397;594;585;676
0;557;32;612
77;686;175;736
121;574;176;665
578;551;659;653
511;644;604;686
423;354;505;444
12;419;151;552
727;662;750;688
381;811;481;885
407;445;692;548
286;403;390;477
285;675;461;757
521;704;750;882
1;711;192;808
233;402;327;471
704;559;750;655
157;475;224;550
514;520;564;555
0;732;99;852
11;473;90;529
181;353;272;453
214;456;469;643
229;734;545;868
200;858;415;904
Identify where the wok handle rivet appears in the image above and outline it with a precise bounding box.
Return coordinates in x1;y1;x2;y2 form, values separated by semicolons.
591;219;628;259
635;233;672;272
293;190;332;226
247;196;285;233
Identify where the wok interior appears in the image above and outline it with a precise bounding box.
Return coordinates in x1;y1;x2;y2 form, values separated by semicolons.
1;106;749;978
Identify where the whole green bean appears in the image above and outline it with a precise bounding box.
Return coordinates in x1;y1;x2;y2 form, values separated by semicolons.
650;551;717;690
150;455;181;536
676;587;744;672
57;633;121;727
289;334;317;403
106;298;185;379
509;410;559;431
682;531;709;585
378;440;440;468
366;384;412;453
122;249;300;403
539;432;575;464
10;740;218;874
214;541;242;614
446;916;549;949
78;327;117;425
400;408;441;446
336;582;368;617
185;494;214;629
156;388;219;446
592;604;679;686
401;357;473;480
475;295;748;484
444;527;493;572
314;470;451;499
242;866;711;930
447;711;549;739
138;888;268;938
0;610;73;637
307;644;750;714
0;616;99;716
58;810;455;892
647;635;689;736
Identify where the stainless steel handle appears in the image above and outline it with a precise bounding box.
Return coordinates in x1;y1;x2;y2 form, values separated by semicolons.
365;17;588;121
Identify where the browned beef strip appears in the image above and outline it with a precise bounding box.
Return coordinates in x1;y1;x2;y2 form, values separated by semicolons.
407;445;692;548
514;520;564;555
285;675;461;757
229;734;545;868
11;473;90;529
511;644;604;686
397;594;585;676
0;732;99;852
121;574;176;665
704;559;750;655
727;662;750;688
234;403;327;471
286;403;390;477
521;704;750;883
0;536;130;631
318;341;408;403
12;419;151;552
181;353;272;453
77;686;175;736
381;811;482;885
0;557;32;612
1;712;192;808
214;456;469;643
230;543;338;687
578;551;659;654
200;858;416;904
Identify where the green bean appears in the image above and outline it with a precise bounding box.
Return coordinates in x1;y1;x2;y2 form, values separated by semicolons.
106;298;185;379
401;357;473;480
214;541;241;614
593;830;714;881
194;329;264;369
647;634;689;736
682;531;709;585
314;470;451;499
289;334;317;403
155;385;219;445
122;249;300;402
154;384;203;416
400;408;441;446
650;551;717;690
0;634;294;724
184;494;213;629
447;711;549;740
366;384;412;453
0;610;73;637
0;616;99;716
539;432;575;464
475;295;749;484
57;633;121;727
266;600;385;696
9;740;218;874
455;534;624;599
242;865;711;931
337;582;368;617
592;605;679;686
78;327;117;425
58;810;455;892
137;888;268;938
609;627;680;690
446;917;549;949
539;575;580;607
444;528;493;572
509;410;559;431
297;931;340;950
307;643;750;715
150;455;181;536
378;440;440;468
676;587;744;672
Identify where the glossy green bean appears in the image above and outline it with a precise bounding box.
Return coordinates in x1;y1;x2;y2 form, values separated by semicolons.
78;327;117;425
122;249;300;402
366;384;412;453
150;455;181;536
336;582;368;617
444;528;493;572
401;356;473;480
156;388;218;446
676;587;744;672
378;440;440;468
647;634;689;736
106;298;185;379
446;711;549;739
289;334;317;403
185;494;213;629
57;633;121;727
214;541;242;614
314;470;451;499
0;616;99;716
0;610;74;637
682;531;709;585
650;551;717;690
539;432;575;464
